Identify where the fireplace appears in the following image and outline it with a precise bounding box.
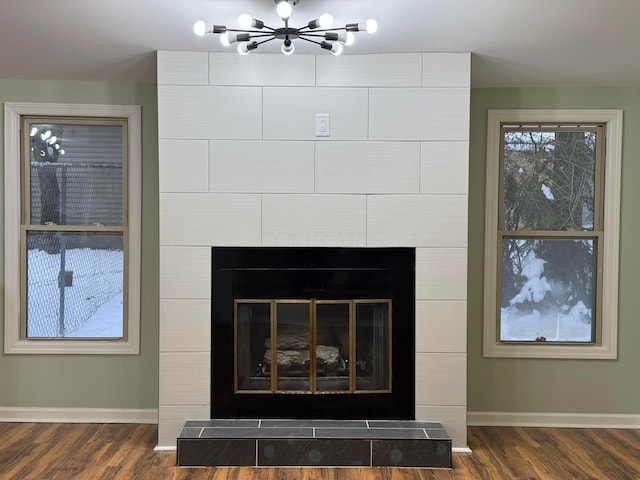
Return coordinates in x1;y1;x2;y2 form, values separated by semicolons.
211;247;415;419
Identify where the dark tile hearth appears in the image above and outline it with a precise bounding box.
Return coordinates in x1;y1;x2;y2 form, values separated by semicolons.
177;419;451;468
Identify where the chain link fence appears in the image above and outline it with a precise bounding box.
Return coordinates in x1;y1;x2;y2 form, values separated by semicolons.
26;162;124;338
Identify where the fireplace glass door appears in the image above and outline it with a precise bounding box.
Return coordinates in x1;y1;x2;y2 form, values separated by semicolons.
235;299;391;394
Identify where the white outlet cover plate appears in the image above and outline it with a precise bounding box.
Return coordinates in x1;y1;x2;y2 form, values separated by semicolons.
315;113;330;137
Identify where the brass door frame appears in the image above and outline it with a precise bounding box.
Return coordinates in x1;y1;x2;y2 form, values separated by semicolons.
234;298;392;395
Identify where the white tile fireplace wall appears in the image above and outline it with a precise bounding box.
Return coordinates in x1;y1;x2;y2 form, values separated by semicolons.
157;51;470;449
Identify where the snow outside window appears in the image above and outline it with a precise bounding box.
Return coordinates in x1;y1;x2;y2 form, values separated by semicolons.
4;103;141;355
483;110;621;359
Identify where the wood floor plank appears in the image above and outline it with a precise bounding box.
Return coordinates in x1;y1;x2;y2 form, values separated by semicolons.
2;423;640;480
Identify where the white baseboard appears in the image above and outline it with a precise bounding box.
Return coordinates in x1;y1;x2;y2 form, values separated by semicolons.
452;447;472;454
153;445;176;452
468;411;640;429
0;406;158;424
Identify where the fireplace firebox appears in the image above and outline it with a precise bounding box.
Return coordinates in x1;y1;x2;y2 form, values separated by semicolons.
211;247;415;420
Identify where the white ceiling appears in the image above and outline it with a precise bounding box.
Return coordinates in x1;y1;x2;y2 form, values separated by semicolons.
1;0;639;87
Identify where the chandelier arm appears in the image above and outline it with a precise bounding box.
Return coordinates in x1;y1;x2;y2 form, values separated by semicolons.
225;27;277;33
298;26;348;34
244;33;279;39
299;33;339;39
254;36;279;46
296;36;324;46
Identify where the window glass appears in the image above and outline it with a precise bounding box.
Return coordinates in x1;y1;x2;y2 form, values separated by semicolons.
500;237;596;343
26;232;124;338
498;125;601;345
22;117;128;341
29;122;124;226
502;130;596;231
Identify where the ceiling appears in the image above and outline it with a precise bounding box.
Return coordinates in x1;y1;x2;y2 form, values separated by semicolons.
1;0;639;87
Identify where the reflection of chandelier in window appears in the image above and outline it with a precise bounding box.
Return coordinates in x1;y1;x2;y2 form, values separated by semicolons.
30;125;65;161
194;0;378;56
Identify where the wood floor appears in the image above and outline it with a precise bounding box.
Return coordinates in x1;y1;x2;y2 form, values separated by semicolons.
1;423;639;480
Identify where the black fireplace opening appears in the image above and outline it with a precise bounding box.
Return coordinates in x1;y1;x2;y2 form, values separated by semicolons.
211;247;415;420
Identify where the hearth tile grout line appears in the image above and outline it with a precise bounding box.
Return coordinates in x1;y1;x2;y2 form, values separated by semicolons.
313;427;316;438
255;439;258;466
422;428;429;439
198;427;204;438
258;419;262;428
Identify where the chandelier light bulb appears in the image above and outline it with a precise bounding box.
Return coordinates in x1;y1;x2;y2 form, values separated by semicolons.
365;19;378;33
319;13;333;28
220;32;231;47
282;40;295;55
238;13;252;29
276;1;292;20
193;20;207;36
331;42;344;56
238;43;250;55
345;32;356;46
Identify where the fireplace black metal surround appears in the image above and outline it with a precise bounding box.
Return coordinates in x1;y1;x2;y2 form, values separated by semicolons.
211;247;415;420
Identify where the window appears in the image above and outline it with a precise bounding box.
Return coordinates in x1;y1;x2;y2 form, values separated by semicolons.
483;110;621;359
4;103;141;354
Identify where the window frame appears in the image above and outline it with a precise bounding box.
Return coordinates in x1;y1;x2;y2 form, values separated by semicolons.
483;109;622;359
4;102;141;354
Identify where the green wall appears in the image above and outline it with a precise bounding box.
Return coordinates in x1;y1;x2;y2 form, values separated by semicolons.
468;87;640;414
0;79;158;409
2;80;638;416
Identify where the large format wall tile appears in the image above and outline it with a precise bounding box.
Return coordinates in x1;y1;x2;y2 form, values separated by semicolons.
315;142;420;194
159;246;211;300
421;142;470;194
415;353;467;406
367;195;468;247
157;51;209;86
157;50;472;450
415;248;467;300
263;87;368;140
369;88;469;141
159;140;209;193
262;194;367;246
159;352;211;405
159;193;261;246
210;140;314;193
422;53;471;87
209;53;315;86
160;299;211;352
416;300;467;353
158;86;262;140
316;53;422;87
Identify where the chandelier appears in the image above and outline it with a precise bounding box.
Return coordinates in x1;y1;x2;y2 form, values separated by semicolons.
193;0;378;56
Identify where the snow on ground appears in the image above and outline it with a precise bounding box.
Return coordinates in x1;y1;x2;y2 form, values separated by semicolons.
66;292;123;338
27;247;123;338
501;301;592;342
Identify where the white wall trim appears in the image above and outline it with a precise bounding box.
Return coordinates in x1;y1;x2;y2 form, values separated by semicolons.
4;102;142;355
483;109;622;359
0;407;157;424
468;411;640;429
154;446;177;452
452;447;473;454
